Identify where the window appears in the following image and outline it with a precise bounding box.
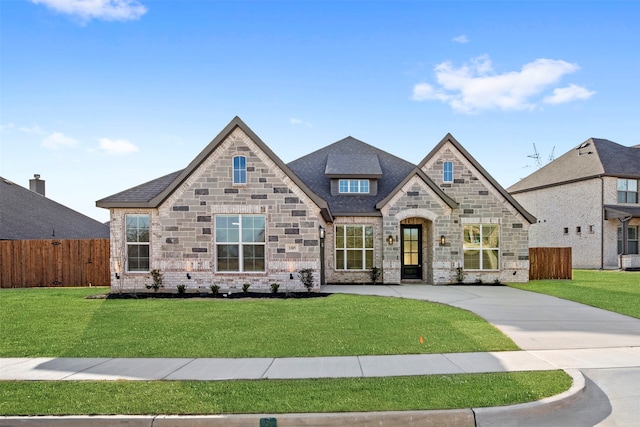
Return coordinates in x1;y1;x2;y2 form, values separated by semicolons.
563;227;569;234
618;225;639;255
126;214;150;272
576;226;582;233
463;224;499;270
335;225;374;270
233;156;247;185
215;215;265;272
339;179;370;193
617;179;638;203
443;161;453;183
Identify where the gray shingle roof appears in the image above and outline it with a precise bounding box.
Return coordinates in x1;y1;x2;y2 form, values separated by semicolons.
324;153;383;177
509;138;640;194
288;137;417;215
96;170;183;207
1;177;110;240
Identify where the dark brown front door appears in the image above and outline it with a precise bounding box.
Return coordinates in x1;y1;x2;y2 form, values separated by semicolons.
401;225;422;279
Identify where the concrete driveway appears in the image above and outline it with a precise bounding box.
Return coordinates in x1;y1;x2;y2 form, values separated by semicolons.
323;284;640;426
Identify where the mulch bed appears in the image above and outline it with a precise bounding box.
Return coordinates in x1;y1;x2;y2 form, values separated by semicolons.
94;291;331;300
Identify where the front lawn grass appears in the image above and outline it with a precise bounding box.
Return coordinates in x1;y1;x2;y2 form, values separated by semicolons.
0;371;571;415
510;270;640;318
0;288;518;357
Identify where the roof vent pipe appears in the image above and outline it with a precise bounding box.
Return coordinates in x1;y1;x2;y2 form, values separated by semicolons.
29;174;45;196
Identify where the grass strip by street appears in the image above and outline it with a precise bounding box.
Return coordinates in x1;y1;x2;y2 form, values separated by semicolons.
0;370;571;415
510;269;640;319
0;289;517;358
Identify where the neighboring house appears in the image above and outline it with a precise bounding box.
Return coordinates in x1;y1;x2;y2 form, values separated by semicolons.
96;117;534;291
0;175;110;240
509;138;640;270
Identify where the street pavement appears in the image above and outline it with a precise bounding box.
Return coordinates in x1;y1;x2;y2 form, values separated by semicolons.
1;284;639;426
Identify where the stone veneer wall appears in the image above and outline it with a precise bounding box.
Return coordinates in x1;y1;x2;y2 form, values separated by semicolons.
420;145;531;283
109;127;325;292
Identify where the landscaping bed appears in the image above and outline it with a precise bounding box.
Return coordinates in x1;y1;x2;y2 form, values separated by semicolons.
99;291;331;299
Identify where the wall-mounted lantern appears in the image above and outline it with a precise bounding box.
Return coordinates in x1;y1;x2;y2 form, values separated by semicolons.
440;235;446;246
319;225;325;239
387;235;394;245
186;273;192;280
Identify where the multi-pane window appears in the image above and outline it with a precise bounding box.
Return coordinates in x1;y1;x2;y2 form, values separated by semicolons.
618;225;639;255
126;214;150;272
617;179;638;203
335;225;374;270
215;215;265;272
233;156;247;185
339;179;370;193
463;224;500;270
443;161;453;183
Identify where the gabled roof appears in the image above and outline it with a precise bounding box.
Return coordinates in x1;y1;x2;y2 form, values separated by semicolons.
508;138;640;194
376;167;458;210
1;177;110;240
96;117;332;221
419;133;537;224
288;136;416;216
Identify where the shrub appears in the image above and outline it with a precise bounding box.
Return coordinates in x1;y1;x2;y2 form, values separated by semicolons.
270;283;280;294
242;283;251;293
369;266;382;284
210;284;220;295
298;268;314;291
146;269;164;292
176;284;186;294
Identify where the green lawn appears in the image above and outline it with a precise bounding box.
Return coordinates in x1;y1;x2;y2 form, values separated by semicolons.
0;286;571;415
0;372;571;415
510;269;640;318
1;288;517;357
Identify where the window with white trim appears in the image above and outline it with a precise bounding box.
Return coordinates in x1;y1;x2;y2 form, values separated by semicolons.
126;214;150;272
338;179;369;193
215;215;265;272
335;225;374;270
617;179;638;203
443;161;453;183
233;156;247;185
463;224;500;270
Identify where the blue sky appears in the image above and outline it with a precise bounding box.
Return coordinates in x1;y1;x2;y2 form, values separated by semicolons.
1;0;638;223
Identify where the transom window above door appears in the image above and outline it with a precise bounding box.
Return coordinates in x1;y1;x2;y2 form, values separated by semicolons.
339;179;369;193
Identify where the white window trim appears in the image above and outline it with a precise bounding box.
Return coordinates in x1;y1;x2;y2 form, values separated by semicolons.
125;214;150;273
334;224;374;270
463;224;500;271
233;155;247;185
338;179;370;194
214;214;266;273
443;161;453;183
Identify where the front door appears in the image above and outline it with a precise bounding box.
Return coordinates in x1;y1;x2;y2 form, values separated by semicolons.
401;225;422;279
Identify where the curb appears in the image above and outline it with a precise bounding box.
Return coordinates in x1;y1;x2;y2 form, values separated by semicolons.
0;370;586;427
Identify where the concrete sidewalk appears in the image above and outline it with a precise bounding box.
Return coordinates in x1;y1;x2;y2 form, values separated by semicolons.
1;347;639;381
2;284;640;426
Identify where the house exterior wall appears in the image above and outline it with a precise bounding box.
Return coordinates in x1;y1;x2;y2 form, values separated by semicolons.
420;145;531;283
109;127;325;292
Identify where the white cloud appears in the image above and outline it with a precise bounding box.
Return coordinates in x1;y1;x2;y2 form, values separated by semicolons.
30;0;147;22
411;55;593;113
543;84;596;104
42;132;79;149
452;35;469;44
98;137;139;155
289;118;313;127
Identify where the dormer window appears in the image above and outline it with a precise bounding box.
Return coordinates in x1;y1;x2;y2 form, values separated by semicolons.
233;156;246;185
339;179;369;193
443;161;453;183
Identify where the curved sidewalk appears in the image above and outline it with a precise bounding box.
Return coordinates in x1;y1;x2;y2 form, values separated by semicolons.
2;284;640;426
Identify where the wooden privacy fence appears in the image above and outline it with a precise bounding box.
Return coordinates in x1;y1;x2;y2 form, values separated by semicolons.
0;239;110;288
529;247;572;280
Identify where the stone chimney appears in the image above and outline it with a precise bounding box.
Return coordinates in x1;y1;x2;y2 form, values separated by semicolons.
29;174;45;196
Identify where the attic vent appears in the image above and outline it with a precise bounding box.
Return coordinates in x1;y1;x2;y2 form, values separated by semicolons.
576;142;591;150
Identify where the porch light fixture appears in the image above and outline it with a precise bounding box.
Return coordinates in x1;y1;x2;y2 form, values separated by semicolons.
115;272;120;279
440;235;446;246
387;235;394;245
186;273;192;280
290;273;294;280
319;225;325;239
